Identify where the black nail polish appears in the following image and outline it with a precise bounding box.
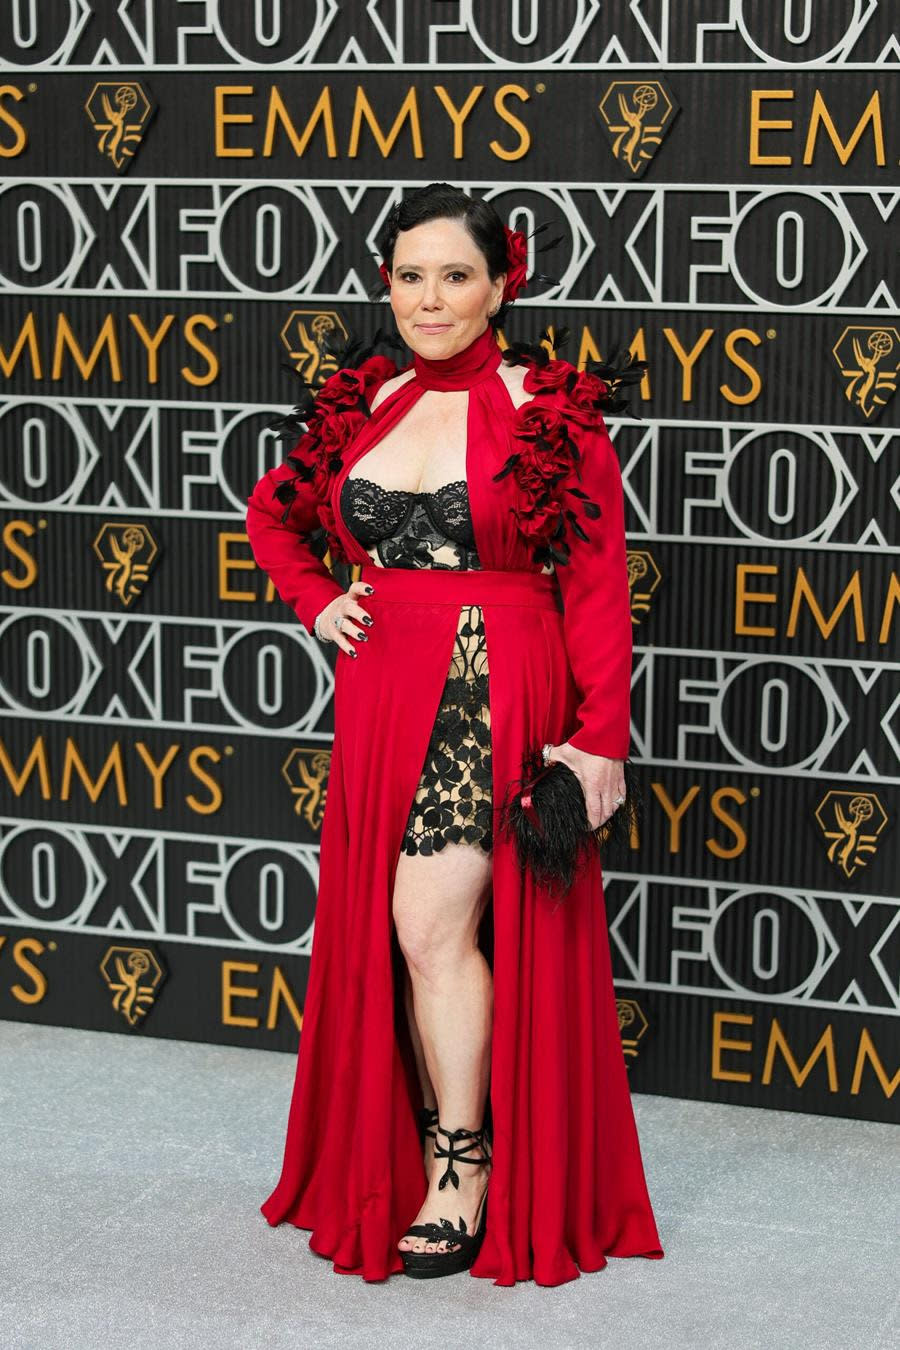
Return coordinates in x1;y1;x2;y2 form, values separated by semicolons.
358;634;368;641
350;649;358;658
362;616;373;626
365;585;375;594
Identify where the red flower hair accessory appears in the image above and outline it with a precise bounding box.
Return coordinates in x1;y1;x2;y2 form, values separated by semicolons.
501;225;529;303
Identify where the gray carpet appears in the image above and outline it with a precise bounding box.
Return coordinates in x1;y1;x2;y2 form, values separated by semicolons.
1;1020;896;1350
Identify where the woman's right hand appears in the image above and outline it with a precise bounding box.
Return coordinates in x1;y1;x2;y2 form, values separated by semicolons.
314;579;375;657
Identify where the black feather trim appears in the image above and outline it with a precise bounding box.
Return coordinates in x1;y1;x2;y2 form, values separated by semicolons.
528;221;565;257
318;324;406;372
268;326;406;441
265;326;404;535
265;324;407;531
501;326;648;418
498;750;642;896
304;528;329;560
499;325;564;369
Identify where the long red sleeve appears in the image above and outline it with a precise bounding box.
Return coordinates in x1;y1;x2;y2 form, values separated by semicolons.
245;457;344;636
554;414;633;760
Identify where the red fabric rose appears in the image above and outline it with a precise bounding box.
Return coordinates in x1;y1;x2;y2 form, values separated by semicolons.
379;261;391;288
358;354;398;392
516;438;571;485
565;370;610;425
282;444;328;502
313;367;368;413
517;497;564;542
286;409;357;501
319;409;366;456
502;226;529;304
511;402;567;451
502;397;580;551
513;459;554;496
499;383;604;560
492;344;605;563
523;359;574;396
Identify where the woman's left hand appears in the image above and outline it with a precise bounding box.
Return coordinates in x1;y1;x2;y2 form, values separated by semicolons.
545;743;626;831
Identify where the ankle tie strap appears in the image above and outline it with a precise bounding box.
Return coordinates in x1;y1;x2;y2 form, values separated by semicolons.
433;1123;492;1192
416;1105;438;1142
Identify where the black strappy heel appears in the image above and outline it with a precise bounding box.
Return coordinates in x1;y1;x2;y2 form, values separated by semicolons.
416;1104;438;1146
416;1105;438;1179
400;1121;492;1279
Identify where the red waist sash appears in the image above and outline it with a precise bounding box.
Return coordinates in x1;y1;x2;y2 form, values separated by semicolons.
359;563;561;611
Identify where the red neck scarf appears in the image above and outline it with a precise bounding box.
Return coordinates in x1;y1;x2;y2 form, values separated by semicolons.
411;322;504;390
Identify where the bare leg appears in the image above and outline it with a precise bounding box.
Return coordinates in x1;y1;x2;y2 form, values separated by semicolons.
393;843;493;1256
402;964;438;1179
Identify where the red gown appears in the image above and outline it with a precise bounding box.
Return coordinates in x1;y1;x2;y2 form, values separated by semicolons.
245;323;664;1286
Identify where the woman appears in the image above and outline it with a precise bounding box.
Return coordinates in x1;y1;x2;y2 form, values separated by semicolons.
245;183;664;1285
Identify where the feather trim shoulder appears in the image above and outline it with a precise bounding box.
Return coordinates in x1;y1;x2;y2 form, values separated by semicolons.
492;326;647;567
266;327;406;558
500;324;647;416
269;325;407;452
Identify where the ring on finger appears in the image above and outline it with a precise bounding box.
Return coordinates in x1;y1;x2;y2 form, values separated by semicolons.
334;614;344;633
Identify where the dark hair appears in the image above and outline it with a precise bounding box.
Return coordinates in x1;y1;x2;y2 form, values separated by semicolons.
370;183;511;329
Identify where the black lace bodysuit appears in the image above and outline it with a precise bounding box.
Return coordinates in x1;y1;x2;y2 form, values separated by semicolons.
339;475;492;856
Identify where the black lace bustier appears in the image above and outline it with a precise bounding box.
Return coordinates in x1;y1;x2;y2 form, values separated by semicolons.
340;476;482;571
340;473;492;856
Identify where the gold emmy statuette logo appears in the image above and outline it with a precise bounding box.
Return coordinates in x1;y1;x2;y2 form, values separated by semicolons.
831;326;899;421
616;998;650;1066
280;310;349;383
814;790;889;881
99;946;166;1027
626;550;661;625
92;522;159;606
597;80;678;177
84;82;156;173
282;748;331;829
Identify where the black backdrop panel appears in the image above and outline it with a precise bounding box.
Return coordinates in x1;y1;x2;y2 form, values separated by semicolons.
0;1;897;1124
1;71;896;186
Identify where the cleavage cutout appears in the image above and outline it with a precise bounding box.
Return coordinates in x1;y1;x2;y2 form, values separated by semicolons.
340;475;481;570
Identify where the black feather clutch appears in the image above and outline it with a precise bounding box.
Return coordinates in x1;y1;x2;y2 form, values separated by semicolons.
498;746;641;895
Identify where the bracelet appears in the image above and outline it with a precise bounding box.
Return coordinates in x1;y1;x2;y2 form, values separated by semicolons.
313;611;330;642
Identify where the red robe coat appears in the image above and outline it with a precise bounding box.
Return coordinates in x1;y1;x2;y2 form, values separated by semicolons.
245;329;664;1286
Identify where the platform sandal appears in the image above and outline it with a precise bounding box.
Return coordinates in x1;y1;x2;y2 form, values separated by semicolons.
399;1122;492;1279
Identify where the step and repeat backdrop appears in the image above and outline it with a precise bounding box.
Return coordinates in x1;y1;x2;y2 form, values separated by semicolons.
0;3;897;1123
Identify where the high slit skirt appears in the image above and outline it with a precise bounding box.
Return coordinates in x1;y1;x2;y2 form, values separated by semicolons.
400;596;493;856
260;563;664;1286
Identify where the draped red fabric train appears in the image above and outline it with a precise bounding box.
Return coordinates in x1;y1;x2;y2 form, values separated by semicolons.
245;322;664;1286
